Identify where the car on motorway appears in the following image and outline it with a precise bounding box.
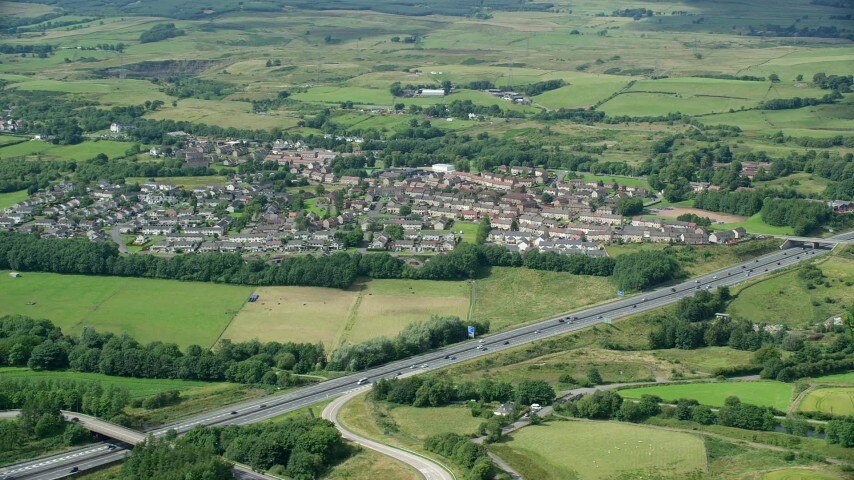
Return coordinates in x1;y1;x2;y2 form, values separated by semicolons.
503;340;510;345
107;444;116;450
534;330;540;334
230;411;238;415
396;371;402;376
558;318;565;323
632;304;636;308
357;377;369;385
410;365;416;369
420;364;428;369
259;404;267;409
70;467;79;473
671;287;676;292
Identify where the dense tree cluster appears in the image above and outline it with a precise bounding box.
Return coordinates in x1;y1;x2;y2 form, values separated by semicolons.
0;233;636;291
139;23;185;43
372;376;555;408
327;315;488;371
424;433;496;480
611;250;683;291
759;197;832;235
0;315;323;384
180;418;345;477
122;437;233;480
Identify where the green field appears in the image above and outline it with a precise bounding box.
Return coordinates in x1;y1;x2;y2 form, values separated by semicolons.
727;256;854;327
453;221;480;244
619;381;793;410
762;468;846;480
756;172;831;197
811;372;854;384
221;278;470;348
654;347;755;375
126;176;230;187
491;420;707;480
708;213;795;236
0;189;29;209
386;404;484;440
0;367;230;398
797;387;854;417
0;140;138;161
471;267;615;331
0;270;251;348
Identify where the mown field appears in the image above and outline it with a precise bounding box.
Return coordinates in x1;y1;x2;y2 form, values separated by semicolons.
0;270;251;348
0;139;138;161
727;256;854;327
0;367;231;398
125;175;230;187
0;189;29;209
811;372;854;384
490;420;707;480
797;387;854;417
618;381;793;410
471;267;615;331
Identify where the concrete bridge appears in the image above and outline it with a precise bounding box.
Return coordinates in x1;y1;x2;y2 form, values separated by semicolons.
779;235;853;250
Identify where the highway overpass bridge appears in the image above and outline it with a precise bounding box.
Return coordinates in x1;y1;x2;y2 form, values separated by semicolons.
779;234;853;250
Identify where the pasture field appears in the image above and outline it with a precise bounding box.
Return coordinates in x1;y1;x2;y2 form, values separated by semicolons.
0;270;251;348
0;135;27;146
386;404;484;440
727;256;854;327
811;372;854;384
708;213;796;236
797;387;854;417
0;189;29;209
0;140;138;161
221;285;359;348
618;381;793;410
762;468;847;480
0;367;231;399
221;279;470;348
471;266;615;331
700;98;854;137
653;347;754;375
448;346;689;386
345;279;470;345
533;75;630;109
145;98;300;130
1;1;56;17
125;176;230;187
601;77;829;117
756;172;831;197
490;420;707;480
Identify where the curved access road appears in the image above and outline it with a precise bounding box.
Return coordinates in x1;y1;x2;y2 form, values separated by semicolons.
321;388;454;480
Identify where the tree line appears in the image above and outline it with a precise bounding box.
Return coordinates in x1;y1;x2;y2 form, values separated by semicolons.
0;315;324;384
327;315;488;371
372;376;555;409
0;232;683;291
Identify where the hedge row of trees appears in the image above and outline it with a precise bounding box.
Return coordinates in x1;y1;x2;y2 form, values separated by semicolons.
179;418;346;478
424;433;497;480
372;376;556;408
0;315;324;384
326;315;488;372
0;232;682;292
693;189;832;235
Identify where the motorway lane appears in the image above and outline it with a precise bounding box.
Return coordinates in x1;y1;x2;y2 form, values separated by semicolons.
322;388;454;480
4;239;844;479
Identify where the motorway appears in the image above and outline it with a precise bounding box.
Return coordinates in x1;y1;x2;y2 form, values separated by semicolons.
2;232;850;480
